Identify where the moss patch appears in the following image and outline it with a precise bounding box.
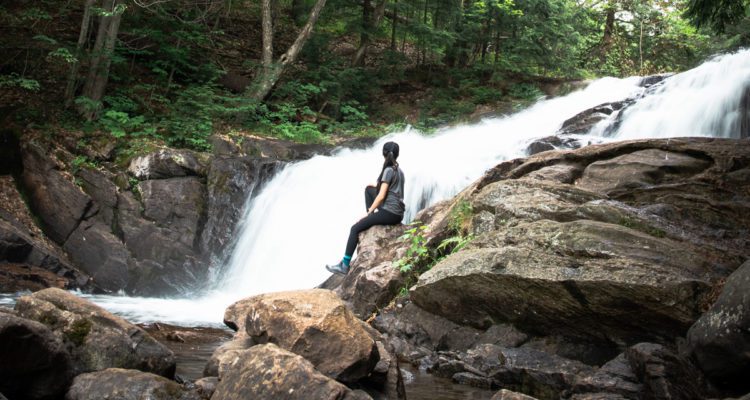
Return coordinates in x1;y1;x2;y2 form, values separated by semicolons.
65;318;93;346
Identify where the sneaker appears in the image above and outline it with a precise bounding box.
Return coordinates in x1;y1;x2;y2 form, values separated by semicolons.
326;261;349;275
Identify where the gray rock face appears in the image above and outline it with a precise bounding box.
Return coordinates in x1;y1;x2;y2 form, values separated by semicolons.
128;149;206;180
625;343;705;400
20;142;92;244
200;157;279;258
211;344;371;400
0;217;87;290
573;354;642;399
412;138;750;348
0;313;74;400
686;260;750;392
428;344;593;399
115;191;205;295
14;288;175;377
76;167;119;227
63;220;132;292
492;389;539;400
66;368;199;400
139;177;207;249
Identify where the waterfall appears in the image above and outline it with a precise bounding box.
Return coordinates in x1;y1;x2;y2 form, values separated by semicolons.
596;49;750;140
214;77;643;299
26;49;748;326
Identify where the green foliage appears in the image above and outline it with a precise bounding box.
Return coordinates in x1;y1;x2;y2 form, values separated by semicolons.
507;83;544;101
394;222;429;273
0;74;40;92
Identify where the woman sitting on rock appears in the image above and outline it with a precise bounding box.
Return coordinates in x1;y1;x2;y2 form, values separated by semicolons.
326;141;405;275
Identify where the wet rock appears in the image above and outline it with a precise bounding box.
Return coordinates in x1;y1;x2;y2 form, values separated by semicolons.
226;289;378;382
491;389;539;400
66;368;199;400
573;354;642;399
200;157;279;257
128;149;207;180
63;220;132;292
211;343;371;400
194;377;218;399
138;177;207;249
576;149;712;196
116;191;206;296
0;313;74;400
686;260;750;392
14;288;175;377
526;136;581;156
625;342;706;400
557;102;625;136
20;142;92;244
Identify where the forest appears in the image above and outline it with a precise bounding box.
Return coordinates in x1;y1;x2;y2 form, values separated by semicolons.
0;0;748;154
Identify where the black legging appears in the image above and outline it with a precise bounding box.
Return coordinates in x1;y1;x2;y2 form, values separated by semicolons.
345;186;403;257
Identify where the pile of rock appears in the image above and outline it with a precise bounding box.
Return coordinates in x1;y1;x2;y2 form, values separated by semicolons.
326;137;750;399
203;289;405;400
0;288;187;400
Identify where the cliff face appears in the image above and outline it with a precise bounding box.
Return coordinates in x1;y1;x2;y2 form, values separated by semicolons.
0;133;341;296
328;137;750;399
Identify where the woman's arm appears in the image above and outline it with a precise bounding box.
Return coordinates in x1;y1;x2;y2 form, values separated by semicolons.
367;183;389;214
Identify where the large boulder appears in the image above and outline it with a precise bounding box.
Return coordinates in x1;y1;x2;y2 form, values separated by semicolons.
412;138;750;349
66;368;199;400
128;149;207;180
412;218;717;344
14;288;175;377
211;343;371;400
0;313;74;400
138;177;207;249
686;260;750;392
225;289;378;382
20;142;92;244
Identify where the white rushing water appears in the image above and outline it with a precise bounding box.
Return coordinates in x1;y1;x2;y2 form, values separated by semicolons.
3;50;748;326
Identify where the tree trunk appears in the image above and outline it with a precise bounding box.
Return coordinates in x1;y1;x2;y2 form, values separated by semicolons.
390;0;397;51
352;0;388;66
261;0;273;68
249;0;328;100
79;0;123;120
65;0;96;107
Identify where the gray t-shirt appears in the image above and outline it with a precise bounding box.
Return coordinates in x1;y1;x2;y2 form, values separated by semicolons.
380;166;405;216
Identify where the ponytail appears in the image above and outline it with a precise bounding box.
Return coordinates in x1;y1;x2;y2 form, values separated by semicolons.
377;142;400;189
